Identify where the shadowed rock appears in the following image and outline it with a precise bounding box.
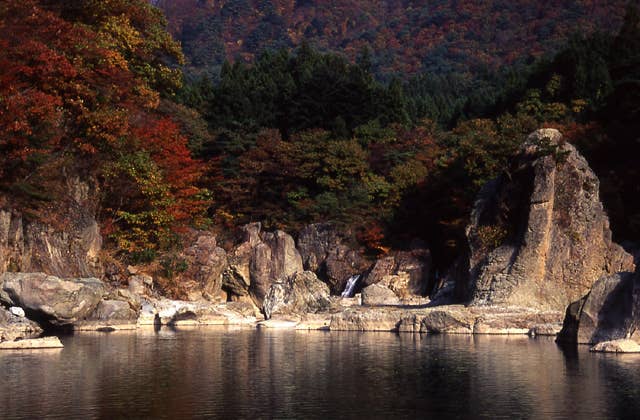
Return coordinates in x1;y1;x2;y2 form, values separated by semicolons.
297;223;371;294
0;306;42;342
558;270;639;345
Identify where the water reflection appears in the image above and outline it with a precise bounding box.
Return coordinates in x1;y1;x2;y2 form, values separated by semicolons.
1;329;639;419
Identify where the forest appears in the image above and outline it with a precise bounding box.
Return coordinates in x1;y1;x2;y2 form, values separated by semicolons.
1;0;639;273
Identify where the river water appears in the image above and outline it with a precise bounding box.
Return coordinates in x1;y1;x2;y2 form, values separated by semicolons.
1;328;639;419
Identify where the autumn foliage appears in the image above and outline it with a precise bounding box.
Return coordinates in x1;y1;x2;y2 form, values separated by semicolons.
0;0;210;253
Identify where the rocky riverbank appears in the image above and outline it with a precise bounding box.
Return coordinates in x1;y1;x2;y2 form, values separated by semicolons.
0;129;638;352
0;270;564;336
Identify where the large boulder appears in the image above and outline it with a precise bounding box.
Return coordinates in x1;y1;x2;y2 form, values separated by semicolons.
466;129;634;311
263;271;331;319
361;283;401;306
0;177;103;278
558;271;639;344
74;300;139;330
263;230;303;280
0;272;106;325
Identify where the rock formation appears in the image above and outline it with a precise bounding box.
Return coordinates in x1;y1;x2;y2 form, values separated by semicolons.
466;129;633;311
250;228;303;305
590;339;640;353
180;233;227;300
361;283;401;306
0;306;42;342
363;249;431;297
263;271;331;319
0;272;106;325
0;177;103;278
297;223;371;294
557;270;639;344
222;241;253;297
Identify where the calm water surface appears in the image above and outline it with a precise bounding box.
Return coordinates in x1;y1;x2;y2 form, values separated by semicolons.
1;328;640;419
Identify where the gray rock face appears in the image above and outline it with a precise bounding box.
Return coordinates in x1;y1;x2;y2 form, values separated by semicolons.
365;256;396;286
361;283;401;306
250;229;303;306
263;271;331;319
0;177;103;278
556;297;587;343
466;129;634;311
0;272;106;325
558;271;639;344
331;305;562;333
0;306;42;342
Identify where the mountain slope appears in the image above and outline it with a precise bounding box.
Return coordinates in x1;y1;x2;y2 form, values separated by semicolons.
156;0;628;76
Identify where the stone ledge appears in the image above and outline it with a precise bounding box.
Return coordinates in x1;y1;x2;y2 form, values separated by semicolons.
0;336;63;349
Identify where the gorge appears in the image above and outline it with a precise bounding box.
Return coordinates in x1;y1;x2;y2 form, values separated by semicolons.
2;129;637;353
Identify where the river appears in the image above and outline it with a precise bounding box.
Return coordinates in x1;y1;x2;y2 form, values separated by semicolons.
1;328;639;419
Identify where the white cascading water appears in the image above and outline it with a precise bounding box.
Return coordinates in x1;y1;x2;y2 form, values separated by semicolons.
341;274;360;298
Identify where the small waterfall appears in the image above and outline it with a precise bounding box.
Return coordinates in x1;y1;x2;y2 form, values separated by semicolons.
341;274;360;298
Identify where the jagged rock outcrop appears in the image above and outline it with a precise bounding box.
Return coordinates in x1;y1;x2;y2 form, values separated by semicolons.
466;129;633;311
180;233;227;300
250;228;303;305
79;300;139;329
0;272;106;326
0;177;102;278
557;270;639;344
263;271;331;319
222;241;253;297
297;223;371;294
